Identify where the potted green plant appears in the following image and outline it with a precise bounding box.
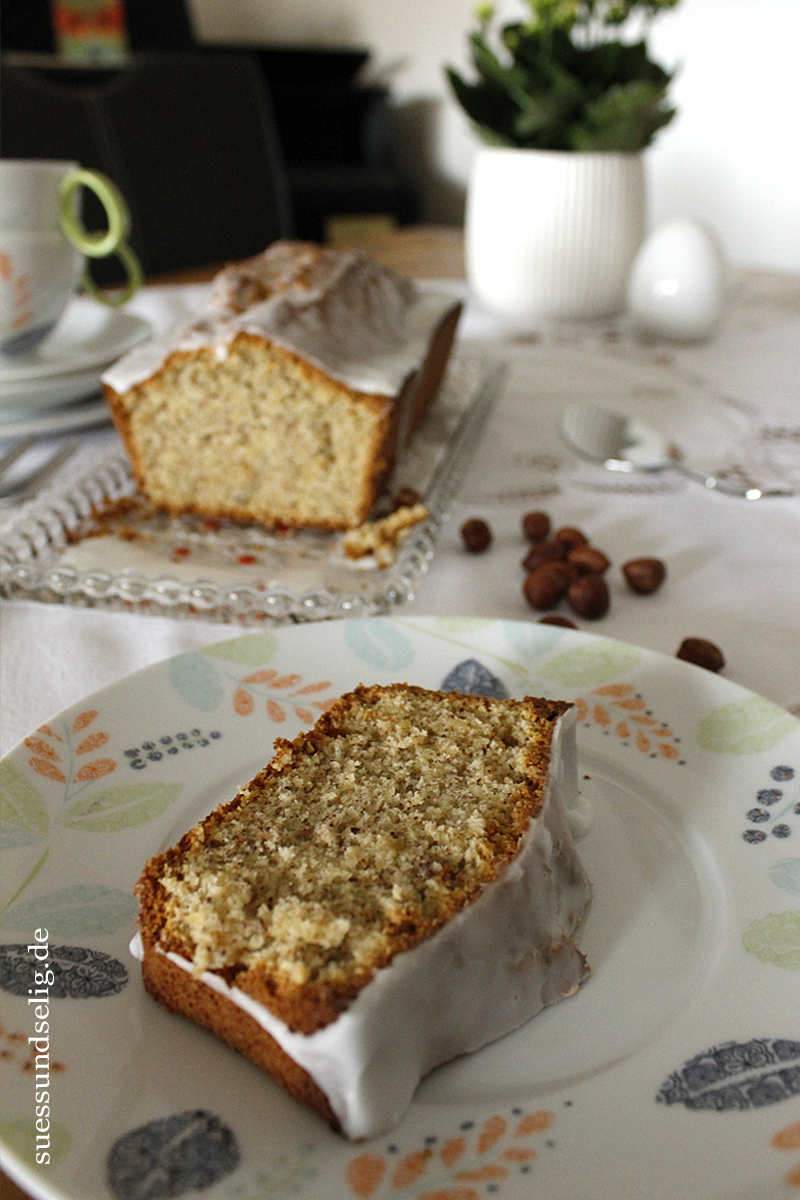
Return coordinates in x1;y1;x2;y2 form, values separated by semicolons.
447;0;682;322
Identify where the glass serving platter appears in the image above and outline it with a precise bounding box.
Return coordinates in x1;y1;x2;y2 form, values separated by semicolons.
0;354;505;624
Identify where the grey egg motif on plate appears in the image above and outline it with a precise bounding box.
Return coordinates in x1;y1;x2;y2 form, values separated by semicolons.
656;1038;800;1111
440;658;509;699
0;944;128;999
106;1110;241;1200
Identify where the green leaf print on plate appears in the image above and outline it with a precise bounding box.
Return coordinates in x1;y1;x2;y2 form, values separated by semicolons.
771;860;800;897
697;698;798;754
168;653;226;712
0;759;51;845
431;617;494;635
3;884;137;936
61;782;183;833
0;1118;72;1168
742;912;800;969
345;618;414;672
539;641;642;688
202;631;278;665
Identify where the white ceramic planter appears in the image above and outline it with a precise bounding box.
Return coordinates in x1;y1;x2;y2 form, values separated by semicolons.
466;147;647;323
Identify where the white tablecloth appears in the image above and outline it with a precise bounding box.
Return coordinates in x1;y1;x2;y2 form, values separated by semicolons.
2;269;799;756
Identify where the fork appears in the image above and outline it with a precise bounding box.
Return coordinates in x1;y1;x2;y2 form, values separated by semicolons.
0;433;38;476
0;437;80;507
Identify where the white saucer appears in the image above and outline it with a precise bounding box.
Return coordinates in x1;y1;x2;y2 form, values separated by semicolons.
0;365;114;413
0;393;111;439
0;295;150;384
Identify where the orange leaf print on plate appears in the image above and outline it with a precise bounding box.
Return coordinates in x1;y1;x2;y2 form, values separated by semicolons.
24;710;117;787
501;1146;537;1162
391;1149;432;1189
346;1152;385;1198
74;758;116;782
72;709;99;733
439;1138;465;1168
75;731;109;755
24;737;59;761
293;680;333;695
29;757;66;783
232;667;335;725
243;670;278;685
476;1114;506;1153
773;1122;800;1151
455;1164;507;1182
36;724;63;741
417;1190;479;1200
593;683;631;698
234;686;255;715
577;684;684;761
772;1121;800;1188
272;673;302;689
514;1110;553;1135
342;1105;560;1198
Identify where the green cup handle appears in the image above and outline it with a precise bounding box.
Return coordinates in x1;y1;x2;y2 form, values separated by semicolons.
59;168;142;306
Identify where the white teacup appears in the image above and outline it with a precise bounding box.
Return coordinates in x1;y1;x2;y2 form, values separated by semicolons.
0;159;142;356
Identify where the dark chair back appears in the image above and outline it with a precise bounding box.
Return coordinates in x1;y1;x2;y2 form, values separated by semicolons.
1;51;294;280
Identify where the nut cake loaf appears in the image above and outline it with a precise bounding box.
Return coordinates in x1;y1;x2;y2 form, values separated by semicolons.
103;242;462;531
135;683;591;1139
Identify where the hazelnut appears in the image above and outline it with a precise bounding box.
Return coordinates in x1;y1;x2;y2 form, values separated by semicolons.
622;557;667;594
394;485;420;509
538;614;578;628
522;510;551;543
568;545;611;575
523;561;572;610
522;539;567;573
553;526;589;551
567;574;610;620
676;637;725;672
461;517;492;553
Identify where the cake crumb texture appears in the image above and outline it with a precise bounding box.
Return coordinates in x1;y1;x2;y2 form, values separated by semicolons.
137;684;572;1033
104;241;462;531
110;335;390;529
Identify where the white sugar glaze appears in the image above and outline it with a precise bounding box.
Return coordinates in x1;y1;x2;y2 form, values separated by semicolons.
132;709;591;1140
103;241;459;398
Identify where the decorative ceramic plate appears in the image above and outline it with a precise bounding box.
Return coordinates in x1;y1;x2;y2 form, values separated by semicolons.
0;355;503;624
2;617;799;1200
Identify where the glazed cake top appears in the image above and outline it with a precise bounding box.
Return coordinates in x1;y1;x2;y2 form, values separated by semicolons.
103;241;459;398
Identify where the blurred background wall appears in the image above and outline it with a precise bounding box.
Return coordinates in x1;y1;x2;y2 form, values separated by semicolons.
188;0;800;272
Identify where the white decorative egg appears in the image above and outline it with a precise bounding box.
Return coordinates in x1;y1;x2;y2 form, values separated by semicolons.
627;218;728;341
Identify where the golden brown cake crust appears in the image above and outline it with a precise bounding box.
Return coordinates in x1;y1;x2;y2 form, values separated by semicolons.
136;684;573;1036
140;936;341;1131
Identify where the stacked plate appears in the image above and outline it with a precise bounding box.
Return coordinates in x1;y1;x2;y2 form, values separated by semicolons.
0;295;150;438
